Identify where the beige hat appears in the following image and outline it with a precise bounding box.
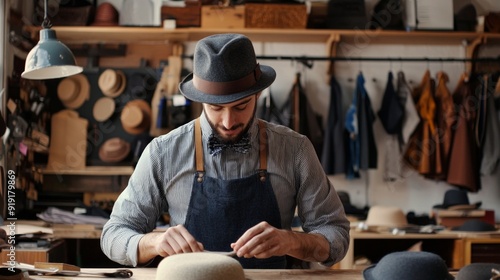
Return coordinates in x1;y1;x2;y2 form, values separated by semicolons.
93;97;115;122
156;252;245;280
98;69;126;98
98;137;130;163
57;74;90;109
120;99;151;135
365;205;408;228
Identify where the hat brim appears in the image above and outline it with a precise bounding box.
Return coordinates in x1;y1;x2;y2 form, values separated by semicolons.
179;64;276;104
59;74;90;109
121;99;151;135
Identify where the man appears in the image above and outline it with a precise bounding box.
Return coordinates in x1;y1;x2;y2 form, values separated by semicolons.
101;33;350;269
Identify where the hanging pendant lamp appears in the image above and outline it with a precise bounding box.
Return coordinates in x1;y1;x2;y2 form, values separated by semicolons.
21;0;83;80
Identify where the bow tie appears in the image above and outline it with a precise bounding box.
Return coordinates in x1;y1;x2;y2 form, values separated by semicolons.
208;134;251;155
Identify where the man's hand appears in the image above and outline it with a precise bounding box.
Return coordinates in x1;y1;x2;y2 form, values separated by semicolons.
230;221;292;259
138;225;203;264
230;221;330;263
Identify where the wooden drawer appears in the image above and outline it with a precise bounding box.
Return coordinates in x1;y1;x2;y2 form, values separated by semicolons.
464;238;500;264
0;240;66;265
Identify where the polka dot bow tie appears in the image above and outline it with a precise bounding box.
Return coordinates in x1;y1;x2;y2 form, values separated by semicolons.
208;133;251;155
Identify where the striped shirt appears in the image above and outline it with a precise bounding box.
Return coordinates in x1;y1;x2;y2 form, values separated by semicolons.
101;112;350;267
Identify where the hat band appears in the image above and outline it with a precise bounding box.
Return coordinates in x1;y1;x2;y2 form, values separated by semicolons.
193;64;262;96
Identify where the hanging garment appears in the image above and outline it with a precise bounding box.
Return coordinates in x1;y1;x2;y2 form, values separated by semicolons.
446;73;481;192
282;73;324;157
345;72;377;179
378;71;404;135
259;90;287;125
397;71;420;147
433;71;456;180
357;72;378;171
403;70;438;177
321;76;347;175
345;80;360;179
480;74;500;175
383;71;420;181
378;71;404;181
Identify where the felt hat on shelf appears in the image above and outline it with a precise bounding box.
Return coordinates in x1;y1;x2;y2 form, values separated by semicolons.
433;189;481;211
365;205;408;228
91;2;119;26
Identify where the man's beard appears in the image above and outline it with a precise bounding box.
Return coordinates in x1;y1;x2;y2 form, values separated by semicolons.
206;102;257;144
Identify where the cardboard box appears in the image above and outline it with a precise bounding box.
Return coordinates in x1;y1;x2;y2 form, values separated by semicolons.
201;5;245;29
245;3;307;29
161;1;201;28
432;209;495;228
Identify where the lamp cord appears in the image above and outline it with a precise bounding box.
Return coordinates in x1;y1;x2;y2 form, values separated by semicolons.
41;0;52;29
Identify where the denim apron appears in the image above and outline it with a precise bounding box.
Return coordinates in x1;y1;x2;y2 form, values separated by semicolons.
184;118;286;269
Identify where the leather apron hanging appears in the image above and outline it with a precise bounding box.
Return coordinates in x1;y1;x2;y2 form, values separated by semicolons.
184;118;286;269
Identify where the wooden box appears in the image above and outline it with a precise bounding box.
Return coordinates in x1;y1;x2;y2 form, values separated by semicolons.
245;3;307;29
201;5;245;29
432;209;495;228
161;1;202;28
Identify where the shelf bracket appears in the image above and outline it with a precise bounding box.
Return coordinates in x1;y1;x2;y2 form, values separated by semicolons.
326;33;341;82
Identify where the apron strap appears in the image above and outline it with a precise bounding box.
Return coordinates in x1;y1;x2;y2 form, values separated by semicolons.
194;118;204;173
258;120;267;171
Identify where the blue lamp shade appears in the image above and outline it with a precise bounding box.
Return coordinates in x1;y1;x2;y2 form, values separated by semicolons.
21;28;83;80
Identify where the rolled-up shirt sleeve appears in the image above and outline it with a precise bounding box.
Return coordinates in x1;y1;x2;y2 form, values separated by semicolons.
295;137;350;266
101;139;166;267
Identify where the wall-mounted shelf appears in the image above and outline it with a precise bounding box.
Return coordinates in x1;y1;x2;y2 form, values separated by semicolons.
24;26;500;45
40;166;134;176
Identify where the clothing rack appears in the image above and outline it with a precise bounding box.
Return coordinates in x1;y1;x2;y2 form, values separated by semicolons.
183;55;500;69
183;55;500;62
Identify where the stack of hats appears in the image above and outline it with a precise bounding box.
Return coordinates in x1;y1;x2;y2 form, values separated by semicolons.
98;69;127;98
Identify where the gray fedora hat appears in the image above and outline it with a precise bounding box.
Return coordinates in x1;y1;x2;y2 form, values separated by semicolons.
363;251;455;280
179;33;276;104
456;263;500;280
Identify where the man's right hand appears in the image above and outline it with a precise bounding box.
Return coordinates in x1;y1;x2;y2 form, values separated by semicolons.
138;224;204;264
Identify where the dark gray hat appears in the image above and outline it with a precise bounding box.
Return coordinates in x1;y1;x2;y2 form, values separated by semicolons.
179;33;276;104
456;263;500;280
363;251;455;280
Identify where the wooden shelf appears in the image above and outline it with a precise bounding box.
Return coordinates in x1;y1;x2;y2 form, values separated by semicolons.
24;26;500;45
40;166;134;176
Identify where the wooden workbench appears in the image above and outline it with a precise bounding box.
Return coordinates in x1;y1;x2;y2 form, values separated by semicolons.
26;268;373;279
